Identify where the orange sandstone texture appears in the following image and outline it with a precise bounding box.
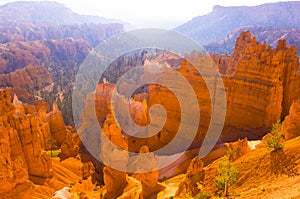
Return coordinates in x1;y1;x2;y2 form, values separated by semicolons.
0;65;51;90
282;100;300;140
47;102;67;146
146;31;300;148
89;31;300;197
0;89;53;198
132;146;163;199
47;102;80;159
101;111;128;199
175;156;205;197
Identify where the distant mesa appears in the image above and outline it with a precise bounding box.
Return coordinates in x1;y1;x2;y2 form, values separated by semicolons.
175;1;300;45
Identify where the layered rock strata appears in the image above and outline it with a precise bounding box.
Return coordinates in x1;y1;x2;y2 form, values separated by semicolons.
0;89;53;198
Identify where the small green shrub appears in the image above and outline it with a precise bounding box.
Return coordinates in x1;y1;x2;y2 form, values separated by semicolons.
47;150;60;158
266;120;284;151
162;175;168;184
214;156;239;197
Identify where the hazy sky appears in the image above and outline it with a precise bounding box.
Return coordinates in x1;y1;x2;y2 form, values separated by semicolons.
0;0;295;28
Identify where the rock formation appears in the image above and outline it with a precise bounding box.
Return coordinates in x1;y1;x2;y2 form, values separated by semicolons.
95;83;115;126
12;94;25;115
84;31;300;197
224;138;250;161
0;65;51;91
132;145;162;199
0;88;53;198
46;102;80;159
101;111;129;199
103;167;128;199
218;31;299;113
144;31;300;150
47;102;67;146
282;100;300;140
81;161;95;180
59;126;80;160
0;94;34;198
175;157;205;197
11;102;53;185
95;82;150;152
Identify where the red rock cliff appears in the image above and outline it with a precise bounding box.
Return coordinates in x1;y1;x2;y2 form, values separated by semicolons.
0;89;53;198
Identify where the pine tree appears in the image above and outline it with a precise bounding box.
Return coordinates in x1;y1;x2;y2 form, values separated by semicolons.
266;120;284;151
214;156;239;197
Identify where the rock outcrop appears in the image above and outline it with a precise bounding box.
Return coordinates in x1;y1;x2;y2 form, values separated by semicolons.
0;89;53;198
101;111;129;199
59;126;80;160
46;102;80;159
103;167;128;199
144;31;300;149
47;102;67;146
0;65;51;91
217;32;299;107
282;100;300;140
0;91;33;198
87;31;300;196
95;83;115;126
13;114;53;184
175;157;205;197
224;138;250;161
132;146;162;199
95;82;150;152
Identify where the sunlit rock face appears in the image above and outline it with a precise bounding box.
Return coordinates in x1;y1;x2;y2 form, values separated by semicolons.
132;145;161;199
134;32;299;151
101;110;129;199
46;102;80;160
88;31;300;195
282;100;300;140
47;102;67;146
185;31;299;143
0;89;54;198
175;156;205;197
91;31;299;155
220;32;299;141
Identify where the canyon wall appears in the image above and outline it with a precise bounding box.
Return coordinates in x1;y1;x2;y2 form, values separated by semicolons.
94;31;299;154
84;31;300;192
145;31;300;148
0;88;81;198
219;31;299;140
0;65;51;90
0;89;53;198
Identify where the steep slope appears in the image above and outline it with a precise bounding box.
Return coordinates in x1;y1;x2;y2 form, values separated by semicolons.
198;136;300;199
175;2;300;45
